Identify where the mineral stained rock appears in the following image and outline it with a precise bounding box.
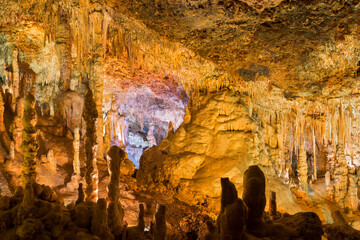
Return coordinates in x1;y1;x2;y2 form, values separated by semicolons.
83;87;99;202
21;88;39;186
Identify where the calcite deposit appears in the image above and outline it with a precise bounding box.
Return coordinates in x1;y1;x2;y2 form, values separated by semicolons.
1;0;360;239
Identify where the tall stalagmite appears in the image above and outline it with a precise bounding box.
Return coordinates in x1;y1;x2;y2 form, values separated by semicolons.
297;141;308;189
107;146;125;236
73;125;81;176
21;88;39;186
83;87;99;202
0;89;4;132
334;141;349;208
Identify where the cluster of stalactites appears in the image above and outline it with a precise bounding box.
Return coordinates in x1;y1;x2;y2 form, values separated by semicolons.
252;97;360;210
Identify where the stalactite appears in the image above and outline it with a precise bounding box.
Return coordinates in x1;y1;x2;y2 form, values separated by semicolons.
55;3;72;91
89;1;106;163
21;88;39;186
83;87;99;202
12;49;20;109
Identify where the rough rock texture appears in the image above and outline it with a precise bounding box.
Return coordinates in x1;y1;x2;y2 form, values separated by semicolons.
138;89;299;213
91;198;112;240
55;91;84;134
107;146;125;236
154;203;167;240
21;88;39;186
83;87;99;202
242;165;266;234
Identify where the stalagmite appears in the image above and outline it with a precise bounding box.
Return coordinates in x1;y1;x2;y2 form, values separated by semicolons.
297;141;308;189
147;123;157;147
348;169;358;212
73;125;81;176
48;149;56;171
17;183;35;224
12;98;24;152
21;88;39;186
107;146;125;236
0;90;4;132
91;198;113;240
9;141;15;160
219;199;247;240
325;171;331;190
312;127;317;180
154;203;167;240
168;121;174;136
220;178;238;214
76;183;85;205
334;141;349;208
269;191;277;219
138;203;145;234
83;87;99;202
242;165;266;235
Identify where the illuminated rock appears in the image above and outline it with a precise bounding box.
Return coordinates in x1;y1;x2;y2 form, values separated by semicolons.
73;125;81;176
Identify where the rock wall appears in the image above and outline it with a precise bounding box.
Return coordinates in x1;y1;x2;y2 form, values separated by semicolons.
137;89;301;213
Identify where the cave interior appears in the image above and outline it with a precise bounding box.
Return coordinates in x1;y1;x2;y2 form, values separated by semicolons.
1;0;360;239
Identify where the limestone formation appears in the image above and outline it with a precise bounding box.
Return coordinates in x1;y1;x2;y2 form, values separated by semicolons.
147;123;157;147
55;4;72;91
17;183;35;224
107;146;125;235
138;203;145;234
9;141;15;160
334;141;349;208
269;191;277;219
47;149;56;171
83;87;99;202
21;88;39;186
89;0;106;163
242;165;266;234
168;121;174;135
218;199;247;240
154;203;167;240
76;183;85;205
91;198;113;240
0;89;4;132
297;141;308;189
12;97;24;152
73;125;81;176
220;178;238;214
12;49;20;108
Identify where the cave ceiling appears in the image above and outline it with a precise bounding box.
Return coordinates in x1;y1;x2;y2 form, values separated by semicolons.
1;0;360;103
109;0;360;100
